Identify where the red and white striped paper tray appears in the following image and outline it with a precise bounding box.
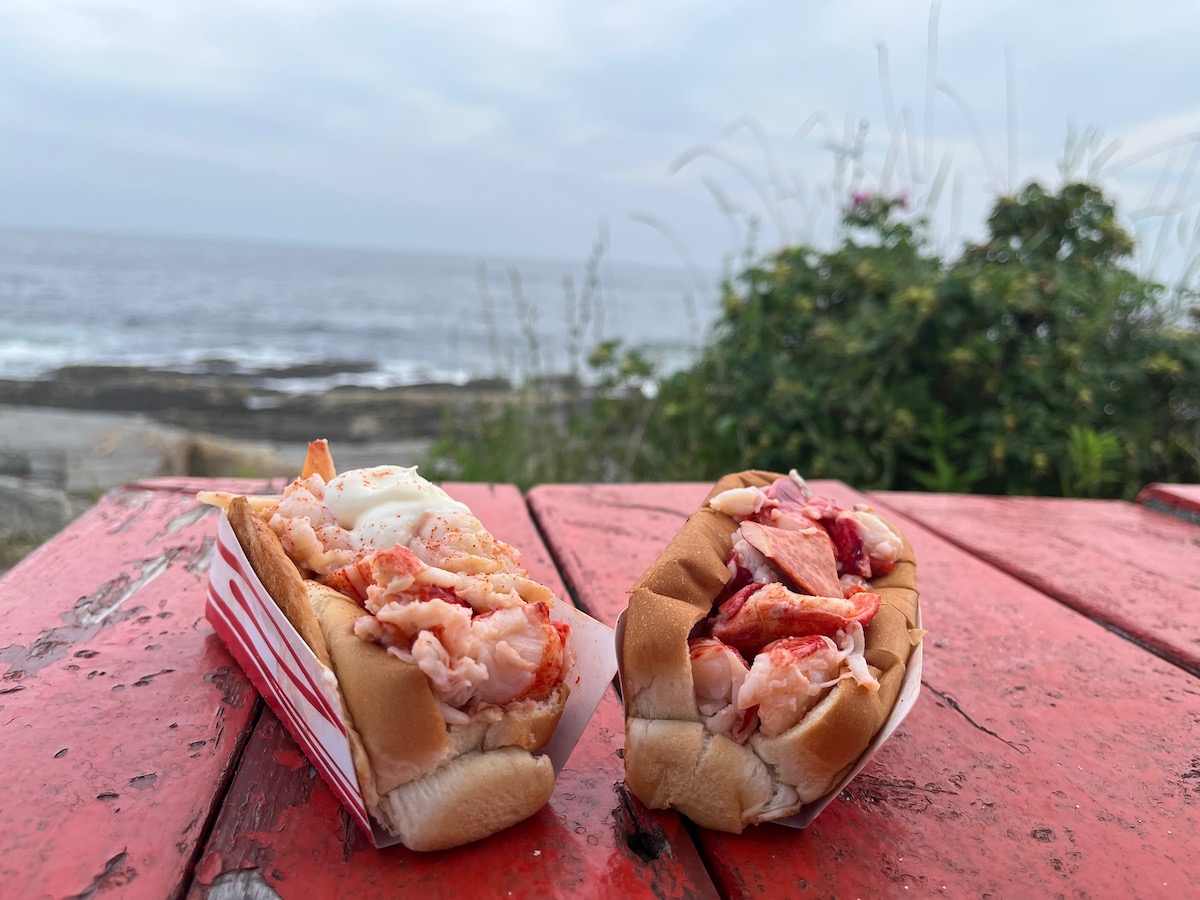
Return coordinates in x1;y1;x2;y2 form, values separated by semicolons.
205;513;617;849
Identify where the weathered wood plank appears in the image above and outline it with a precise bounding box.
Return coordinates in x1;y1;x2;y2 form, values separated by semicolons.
188;482;715;898
188;690;714;899
0;480;274;898
873;491;1200;675
529;482;1200;897
1137;483;1200;525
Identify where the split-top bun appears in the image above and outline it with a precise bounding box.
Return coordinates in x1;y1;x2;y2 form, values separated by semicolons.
621;470;921;832
210;442;571;850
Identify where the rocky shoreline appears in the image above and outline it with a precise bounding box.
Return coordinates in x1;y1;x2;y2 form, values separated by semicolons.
0;362;564;445
0;362;570;566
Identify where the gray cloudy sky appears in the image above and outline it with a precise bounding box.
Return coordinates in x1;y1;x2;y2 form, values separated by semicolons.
2;0;1199;274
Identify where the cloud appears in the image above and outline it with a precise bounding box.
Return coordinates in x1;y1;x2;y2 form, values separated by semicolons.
2;1;1200;270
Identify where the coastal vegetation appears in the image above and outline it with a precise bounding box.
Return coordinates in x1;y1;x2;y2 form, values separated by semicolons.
425;181;1200;499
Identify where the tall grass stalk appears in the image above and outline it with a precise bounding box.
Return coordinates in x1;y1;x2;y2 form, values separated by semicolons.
426;1;1198;491
425;228;672;488
659;3;1200;306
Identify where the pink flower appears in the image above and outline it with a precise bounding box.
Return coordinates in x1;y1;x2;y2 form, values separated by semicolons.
852;191;872;207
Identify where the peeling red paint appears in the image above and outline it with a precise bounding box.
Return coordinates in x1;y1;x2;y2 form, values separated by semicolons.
874;490;1200;674
531;482;1200;897
15;475;1194;897
187;484;714;899
1137;483;1200;522
0;480;273;898
271;749;308;771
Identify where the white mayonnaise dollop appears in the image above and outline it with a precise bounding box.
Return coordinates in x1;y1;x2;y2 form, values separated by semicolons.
322;466;471;551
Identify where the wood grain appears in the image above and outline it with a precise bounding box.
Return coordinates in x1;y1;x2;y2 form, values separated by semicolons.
187;482;716;898
0;479;275;898
188;690;716;899
873;491;1200;675
530;482;1200;897
1137;483;1200;524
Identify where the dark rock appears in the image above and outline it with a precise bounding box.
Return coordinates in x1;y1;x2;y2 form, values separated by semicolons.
0;451;33;478
0;365;569;447
0;476;76;540
174;435;295;478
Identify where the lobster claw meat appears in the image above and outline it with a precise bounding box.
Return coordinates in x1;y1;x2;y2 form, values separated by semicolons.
710;581;881;658
737;520;843;598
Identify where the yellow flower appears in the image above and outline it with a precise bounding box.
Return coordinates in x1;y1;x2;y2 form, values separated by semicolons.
886;409;917;439
897;286;936;317
949;347;976;368
1144;353;1184;377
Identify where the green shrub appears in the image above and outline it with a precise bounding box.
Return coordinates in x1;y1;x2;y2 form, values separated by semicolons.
423;342;657;488
649;182;1200;497
425;181;1197;496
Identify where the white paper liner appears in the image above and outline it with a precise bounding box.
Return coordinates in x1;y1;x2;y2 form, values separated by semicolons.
206;513;618;848
614;605;923;829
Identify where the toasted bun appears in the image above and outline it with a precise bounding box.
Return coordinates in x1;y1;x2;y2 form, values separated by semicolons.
221;493;569;850
446;683;570;756
373;748;556;852
624;718;781;832
749;663;906;802
621;470;920;831
305;582;450;795
620;590;705;720
227;496;333;671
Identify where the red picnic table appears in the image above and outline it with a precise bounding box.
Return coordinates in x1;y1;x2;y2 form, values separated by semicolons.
1137;483;1200;524
1;476;1198;898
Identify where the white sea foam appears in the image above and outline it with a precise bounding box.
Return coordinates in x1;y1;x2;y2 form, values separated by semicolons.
0;229;716;388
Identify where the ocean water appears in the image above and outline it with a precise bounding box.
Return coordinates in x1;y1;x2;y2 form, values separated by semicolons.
0;229;719;390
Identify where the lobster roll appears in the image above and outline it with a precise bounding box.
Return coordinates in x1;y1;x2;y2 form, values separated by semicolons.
620;469;922;832
203;440;571;851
